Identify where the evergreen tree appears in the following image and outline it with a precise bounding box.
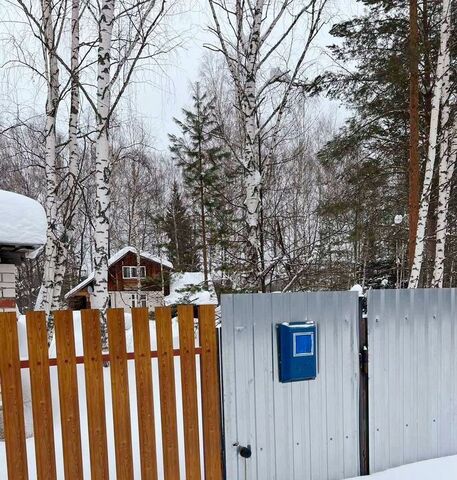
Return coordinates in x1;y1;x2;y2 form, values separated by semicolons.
162;182;199;272
169;82;231;281
317;0;453;288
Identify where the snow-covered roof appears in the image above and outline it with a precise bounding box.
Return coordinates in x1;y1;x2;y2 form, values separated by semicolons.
0;190;46;253
164;272;218;306
65;246;173;298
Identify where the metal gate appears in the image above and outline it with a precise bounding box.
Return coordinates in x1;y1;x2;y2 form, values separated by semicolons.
368;288;457;473
221;292;361;480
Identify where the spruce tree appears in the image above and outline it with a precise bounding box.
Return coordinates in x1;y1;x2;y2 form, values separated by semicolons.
162;182;199;272
169;83;230;282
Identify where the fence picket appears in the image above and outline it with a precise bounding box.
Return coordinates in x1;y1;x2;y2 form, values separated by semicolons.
26;311;56;480
80;309;109;480
156;306;180;479
0;312;28;480
131;307;158;480
199;304;223;480
54;310;84;479
107;308;134;480
178;305;202;480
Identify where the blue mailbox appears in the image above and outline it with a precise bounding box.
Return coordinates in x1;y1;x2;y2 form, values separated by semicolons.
277;322;317;382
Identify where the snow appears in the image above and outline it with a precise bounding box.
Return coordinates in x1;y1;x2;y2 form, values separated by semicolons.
164;272;218;306
0;311;201;479
0;190;46;253
350;284;364;296
65;246;173;299
348;455;457;480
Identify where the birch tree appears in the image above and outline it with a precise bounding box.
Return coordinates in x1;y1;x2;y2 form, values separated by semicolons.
408;0;452;288
51;0;81;312
433;44;456;287
207;0;328;290
31;0;60;314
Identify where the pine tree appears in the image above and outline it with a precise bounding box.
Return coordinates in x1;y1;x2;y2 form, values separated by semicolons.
318;0;450;288
162;182;199;272
169;83;230;281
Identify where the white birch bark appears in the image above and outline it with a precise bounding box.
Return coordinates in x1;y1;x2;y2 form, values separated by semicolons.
433;109;456;287
35;0;60;314
408;0;452;288
207;0;327;289
92;0;115;345
51;0;81;310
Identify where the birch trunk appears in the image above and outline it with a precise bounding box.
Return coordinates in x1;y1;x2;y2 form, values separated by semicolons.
51;0;81;310
408;0;451;288
433;99;456;287
35;0;60;315
92;0;115;345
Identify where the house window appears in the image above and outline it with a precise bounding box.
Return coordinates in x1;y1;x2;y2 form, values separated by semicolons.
122;266;146;279
131;293;147;308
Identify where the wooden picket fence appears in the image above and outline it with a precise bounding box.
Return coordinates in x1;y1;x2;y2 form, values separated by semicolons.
0;305;223;480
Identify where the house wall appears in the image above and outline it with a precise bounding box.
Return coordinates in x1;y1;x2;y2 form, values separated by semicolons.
90;290;164;311
107;251;169;294
0;263;16;313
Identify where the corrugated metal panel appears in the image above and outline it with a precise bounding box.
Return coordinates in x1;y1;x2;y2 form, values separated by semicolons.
368;289;457;473
221;292;360;480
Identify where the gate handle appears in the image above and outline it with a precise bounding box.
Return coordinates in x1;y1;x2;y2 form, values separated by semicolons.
238;444;252;458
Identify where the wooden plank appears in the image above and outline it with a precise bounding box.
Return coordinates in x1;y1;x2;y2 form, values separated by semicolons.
80;309;109;480
198;304;223;480
177;305;202;480
54;310;83;480
155;306;180;479
107;308;134;480
26;311;56;480
0;312;29;480
132;308;158;480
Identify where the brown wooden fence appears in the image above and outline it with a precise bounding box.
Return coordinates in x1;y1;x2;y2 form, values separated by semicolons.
0;305;223;480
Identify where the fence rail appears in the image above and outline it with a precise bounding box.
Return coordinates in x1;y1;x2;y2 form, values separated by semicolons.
0;305;222;480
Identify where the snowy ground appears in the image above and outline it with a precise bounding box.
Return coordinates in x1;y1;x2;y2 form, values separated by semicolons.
348;455;457;480
0;313;203;479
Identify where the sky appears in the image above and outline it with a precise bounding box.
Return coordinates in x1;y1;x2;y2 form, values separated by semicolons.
0;0;365;152
136;0;365;150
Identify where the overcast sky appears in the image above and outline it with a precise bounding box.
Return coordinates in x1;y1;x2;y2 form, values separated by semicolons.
0;0;364;151
135;0;364;151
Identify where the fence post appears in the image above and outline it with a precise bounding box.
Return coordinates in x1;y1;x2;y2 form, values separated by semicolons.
199;304;223;480
156;306;180;479
359;296;369;475
178;304;202;480
132;307;158;480
54;310;84;479
26;311;56;480
80;309;109;480
0;312;29;480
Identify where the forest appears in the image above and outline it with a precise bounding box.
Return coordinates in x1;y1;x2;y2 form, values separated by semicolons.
0;0;455;313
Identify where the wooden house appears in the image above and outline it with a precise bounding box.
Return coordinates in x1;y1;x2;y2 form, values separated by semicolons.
65;246;173;310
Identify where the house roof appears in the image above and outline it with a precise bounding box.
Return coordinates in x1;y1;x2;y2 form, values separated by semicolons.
65;246;173;299
0;190;47;256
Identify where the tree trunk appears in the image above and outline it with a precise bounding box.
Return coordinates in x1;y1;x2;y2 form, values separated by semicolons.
409;0;451;288
92;0;115;345
433;55;455;287
408;0;420;270
35;0;60;316
51;0;81;311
